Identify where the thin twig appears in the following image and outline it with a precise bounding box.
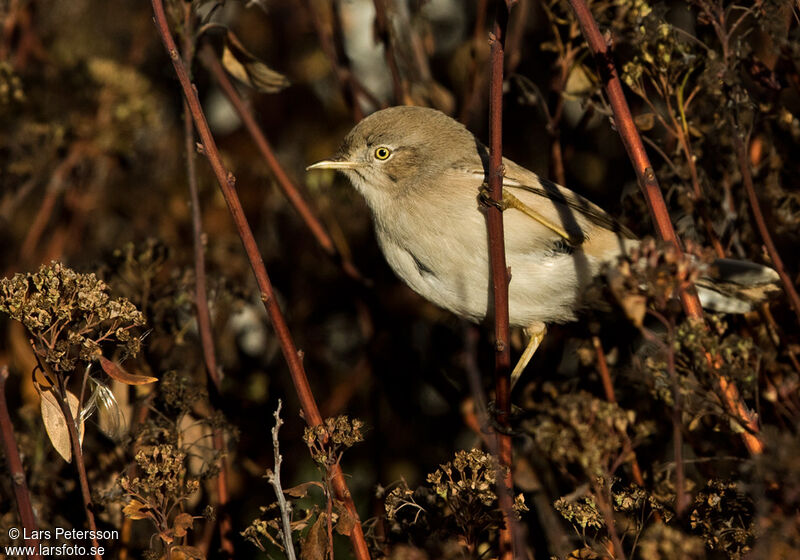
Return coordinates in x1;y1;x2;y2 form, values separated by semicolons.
460;0;489;125
665;79;726;259
641;312;688;517
18;144;89;266
592;336;646;487
199;44;365;283
566;0;764;455
267;400;298;560
0;366;43;559
734;132;800;327
372;0;404;103
299;0;381;121
462;325;492;447
52;375;102;560
148;3;370;557
119;392;154;560
326;472;334;560
539;2;581;186
183;18;222;399
180;9;235;555
591;479;627;560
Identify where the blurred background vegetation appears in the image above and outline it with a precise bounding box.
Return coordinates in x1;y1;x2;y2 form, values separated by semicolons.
1;0;799;558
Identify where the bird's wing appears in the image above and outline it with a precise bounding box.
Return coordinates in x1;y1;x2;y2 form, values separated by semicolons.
502;158;636;242
454;157;636;246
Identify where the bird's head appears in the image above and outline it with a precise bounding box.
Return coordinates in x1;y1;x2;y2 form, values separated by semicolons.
307;106;476;205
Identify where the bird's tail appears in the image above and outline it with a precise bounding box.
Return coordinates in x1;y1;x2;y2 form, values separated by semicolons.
695;258;781;313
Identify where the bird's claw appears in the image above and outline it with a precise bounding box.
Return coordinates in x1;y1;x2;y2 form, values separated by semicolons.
478;183;508;211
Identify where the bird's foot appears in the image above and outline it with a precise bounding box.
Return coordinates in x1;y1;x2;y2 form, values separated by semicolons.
510;323;547;390
478;183;508;211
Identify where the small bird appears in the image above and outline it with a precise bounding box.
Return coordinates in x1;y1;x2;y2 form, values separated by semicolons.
308;106;779;380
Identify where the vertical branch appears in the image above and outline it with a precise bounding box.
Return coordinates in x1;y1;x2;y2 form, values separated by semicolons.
566;0;764;455
301;0;361;120
665;322;688;517
0;367;42;560
641;315;687;517
733;133;800;327
486;2;521;559
119;393;154;560
199;45;364;283
149;3;370;558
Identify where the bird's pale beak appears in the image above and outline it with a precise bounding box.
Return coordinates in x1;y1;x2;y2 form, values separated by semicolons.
306;159;359;171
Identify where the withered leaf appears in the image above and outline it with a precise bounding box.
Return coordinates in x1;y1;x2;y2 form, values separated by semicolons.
290;505;317;533
40;388;83;462
99;355;157;385
173;512;194;538
333;500;356;536
567;547;602;559
634;112;656;131
619;294;647;327
122;499;150;520
300;513;328;560
170;545;206;560
284;481;324;498
222;31;290;93
564;64;595;97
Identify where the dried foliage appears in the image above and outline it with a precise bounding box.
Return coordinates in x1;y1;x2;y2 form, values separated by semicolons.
382;449;527;558
0;262;144;372
119;445;204;558
304;415;365;466
243;414;364;558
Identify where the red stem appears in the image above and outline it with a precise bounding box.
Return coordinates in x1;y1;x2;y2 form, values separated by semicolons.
567;0;764;455
185;98;234;557
0;367;42;559
149;2;370;557
566;0;702;317
487;4;522;558
183;75;235;560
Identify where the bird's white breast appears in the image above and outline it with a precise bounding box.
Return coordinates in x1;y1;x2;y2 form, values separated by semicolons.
369;185;609;327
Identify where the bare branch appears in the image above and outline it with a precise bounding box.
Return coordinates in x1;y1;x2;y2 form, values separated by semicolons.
266;400;298;560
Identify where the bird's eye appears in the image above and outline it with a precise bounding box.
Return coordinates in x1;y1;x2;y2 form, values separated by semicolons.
374;147;391;160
